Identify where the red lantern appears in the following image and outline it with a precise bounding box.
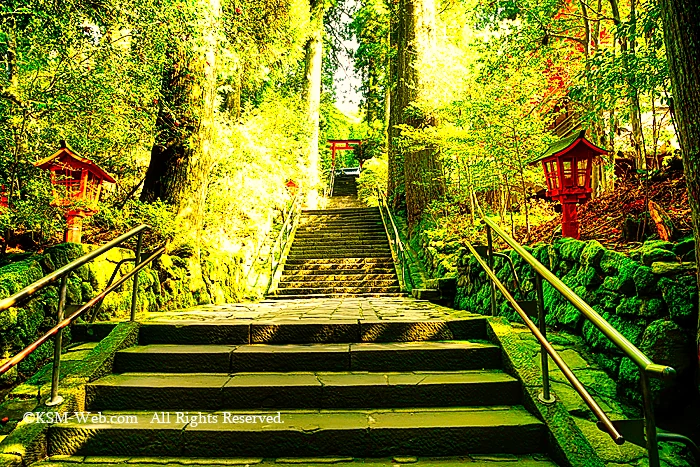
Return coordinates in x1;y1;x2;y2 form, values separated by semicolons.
531;131;606;239
34;141;116;243
0;185;7;210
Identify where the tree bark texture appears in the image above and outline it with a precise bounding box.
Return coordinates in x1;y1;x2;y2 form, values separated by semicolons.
141;0;219;243
388;0;444;224
658;0;700;381
303;1;324;208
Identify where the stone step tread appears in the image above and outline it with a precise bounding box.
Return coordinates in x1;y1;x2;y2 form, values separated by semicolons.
281;266;395;272
50;405;543;431
39;456;557;466
280;274;398;281
273;288;402;295
288;248;392;254
114;340;503;373
287;258;392;264
277;281;400;288
268;293;409;299
91;369;517;389
302;209;378;215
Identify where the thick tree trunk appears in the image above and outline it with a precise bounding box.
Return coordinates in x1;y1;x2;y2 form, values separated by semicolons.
388;0;444;223
658;0;700;386
141;1;218;241
303;1;324;209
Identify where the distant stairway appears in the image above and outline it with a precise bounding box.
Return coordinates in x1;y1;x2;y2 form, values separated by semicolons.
271;206;403;298
270;173;403;299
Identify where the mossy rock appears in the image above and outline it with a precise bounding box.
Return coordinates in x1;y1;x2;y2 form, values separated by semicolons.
0;259;45;298
633;265;659;295
41;243;89;279
672;236;696;259
601;260;639;295
581;241;606;269
615;296;666;319
659;278;698;326
599;250;631;275
641;248;678;266
592;290;623;312
576;265;602;288
582;310;644;353
557;237;587;261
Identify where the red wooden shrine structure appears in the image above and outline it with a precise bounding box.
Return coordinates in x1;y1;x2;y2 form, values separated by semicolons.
531;130;606;239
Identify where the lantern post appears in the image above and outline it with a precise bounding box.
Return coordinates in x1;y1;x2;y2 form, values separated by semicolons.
34;141;116;243
530;131;607;239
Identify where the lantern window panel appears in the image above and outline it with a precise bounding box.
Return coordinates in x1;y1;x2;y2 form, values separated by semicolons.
52;169;83;196
561;159;574;188
85;172;102;202
577;157;588;187
545;161;559;189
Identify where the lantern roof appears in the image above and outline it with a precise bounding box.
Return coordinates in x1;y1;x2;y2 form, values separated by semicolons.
34;142;116;183
530;130;607;165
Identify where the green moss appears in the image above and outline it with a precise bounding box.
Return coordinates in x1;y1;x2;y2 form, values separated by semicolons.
615;296;666;319
660;278;698;326
633;265;658;295
576;265;602;288
641;248;678;266
601;260;639;295
582;310;644;352
599;250;630;275
557;237;587;261
581;240;606;269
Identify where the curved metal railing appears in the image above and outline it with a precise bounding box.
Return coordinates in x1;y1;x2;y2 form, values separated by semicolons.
473;216;676;467
260;194;302;295
0;225;164;406
374;184;415;291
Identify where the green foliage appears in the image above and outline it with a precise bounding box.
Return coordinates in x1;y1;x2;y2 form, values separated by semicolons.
356;155;387;206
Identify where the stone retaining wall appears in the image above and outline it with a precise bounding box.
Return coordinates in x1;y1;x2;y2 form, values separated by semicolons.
454;237;698;409
0;243;244;384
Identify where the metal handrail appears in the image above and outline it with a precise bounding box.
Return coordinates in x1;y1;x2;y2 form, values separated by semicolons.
478;216;675;467
261;194;303;295
374;184;415;290
0;225;163;406
465;240;623;444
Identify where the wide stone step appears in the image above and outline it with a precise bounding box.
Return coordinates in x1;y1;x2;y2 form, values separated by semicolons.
277;280;400;289
291;240;390;247
303;208;378;215
283;262;395;270
114;341;501;373
280;273;398;281
36;456;559;467
138;317;488;345
286;253;393;260
302;218;383;224
48;407;546;457
288;248;392;257
87;370;519;411
273;287;402;295
293;233;389;240
268;293;409;299
297;228;387;234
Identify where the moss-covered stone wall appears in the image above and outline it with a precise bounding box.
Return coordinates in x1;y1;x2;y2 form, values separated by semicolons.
0;243;244;384
455;237;698;409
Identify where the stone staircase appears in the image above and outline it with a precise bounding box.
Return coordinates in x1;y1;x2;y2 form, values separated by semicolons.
43;314;558;466
270;174;403;299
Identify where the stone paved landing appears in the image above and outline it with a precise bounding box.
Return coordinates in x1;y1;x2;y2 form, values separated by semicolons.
140;297;474;323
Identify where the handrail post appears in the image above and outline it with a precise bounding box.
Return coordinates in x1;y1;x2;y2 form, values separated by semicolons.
130;231;143;322
46;275;68;406
486;225;496;316
535;274;555;404
641;371;661;467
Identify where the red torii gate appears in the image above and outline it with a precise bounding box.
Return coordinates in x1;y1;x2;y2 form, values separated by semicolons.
328;139;362;173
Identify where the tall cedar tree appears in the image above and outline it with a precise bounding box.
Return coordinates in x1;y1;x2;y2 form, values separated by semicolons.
140;0;218;241
388;0;444;224
658;0;700;382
